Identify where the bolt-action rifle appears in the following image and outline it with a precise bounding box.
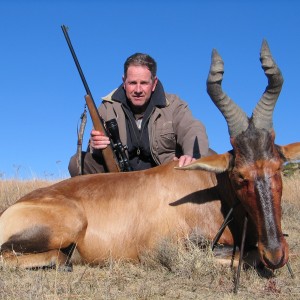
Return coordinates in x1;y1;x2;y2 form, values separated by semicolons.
61;25;132;172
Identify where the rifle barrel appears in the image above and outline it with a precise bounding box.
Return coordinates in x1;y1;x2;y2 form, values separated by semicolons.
61;25;92;97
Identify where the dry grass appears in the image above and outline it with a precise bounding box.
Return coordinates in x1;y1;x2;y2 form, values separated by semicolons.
0;179;54;211
0;174;299;299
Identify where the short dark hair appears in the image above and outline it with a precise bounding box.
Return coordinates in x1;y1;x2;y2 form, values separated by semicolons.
124;53;157;79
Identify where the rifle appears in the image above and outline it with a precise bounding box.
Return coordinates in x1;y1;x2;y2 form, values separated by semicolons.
61;25;132;172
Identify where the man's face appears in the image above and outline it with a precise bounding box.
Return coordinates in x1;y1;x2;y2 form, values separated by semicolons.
123;65;158;109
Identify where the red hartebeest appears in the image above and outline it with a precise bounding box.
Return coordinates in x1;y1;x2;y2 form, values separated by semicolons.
0;40;299;271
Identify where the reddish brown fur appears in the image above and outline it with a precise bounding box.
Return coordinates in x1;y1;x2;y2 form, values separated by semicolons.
0;142;299;270
0;161;235;268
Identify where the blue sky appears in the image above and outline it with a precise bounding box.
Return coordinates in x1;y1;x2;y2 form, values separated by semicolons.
0;0;299;179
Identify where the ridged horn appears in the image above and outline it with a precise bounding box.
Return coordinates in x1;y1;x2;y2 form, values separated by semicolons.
252;40;284;131
207;49;249;138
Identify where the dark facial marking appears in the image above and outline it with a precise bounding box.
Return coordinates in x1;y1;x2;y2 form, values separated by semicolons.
255;176;280;249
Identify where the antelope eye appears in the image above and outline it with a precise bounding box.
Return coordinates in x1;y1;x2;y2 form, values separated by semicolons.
237;173;248;184
237;173;244;180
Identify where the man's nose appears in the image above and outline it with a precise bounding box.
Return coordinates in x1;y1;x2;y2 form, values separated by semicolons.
134;84;142;93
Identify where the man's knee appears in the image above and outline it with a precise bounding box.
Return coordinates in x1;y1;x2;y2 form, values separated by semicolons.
68;154;81;177
68;152;105;177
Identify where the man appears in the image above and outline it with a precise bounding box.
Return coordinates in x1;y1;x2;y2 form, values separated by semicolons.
69;53;209;176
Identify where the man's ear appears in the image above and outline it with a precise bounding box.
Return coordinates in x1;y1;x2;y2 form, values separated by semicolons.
122;75;126;88
152;76;158;92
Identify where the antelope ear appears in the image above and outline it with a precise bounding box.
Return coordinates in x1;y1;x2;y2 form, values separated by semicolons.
175;152;234;173
278;142;300;161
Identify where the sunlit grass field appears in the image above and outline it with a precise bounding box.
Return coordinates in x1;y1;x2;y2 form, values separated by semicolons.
0;171;299;299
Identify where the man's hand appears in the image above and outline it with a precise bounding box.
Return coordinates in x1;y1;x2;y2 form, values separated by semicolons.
90;130;110;150
173;155;196;167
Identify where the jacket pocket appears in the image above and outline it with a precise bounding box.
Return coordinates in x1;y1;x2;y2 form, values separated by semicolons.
157;126;176;154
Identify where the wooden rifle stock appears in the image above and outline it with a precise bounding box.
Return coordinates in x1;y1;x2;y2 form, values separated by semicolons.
85;95;120;173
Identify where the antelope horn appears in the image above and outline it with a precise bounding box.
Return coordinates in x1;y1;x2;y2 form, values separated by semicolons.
252;40;284;131
207;49;248;138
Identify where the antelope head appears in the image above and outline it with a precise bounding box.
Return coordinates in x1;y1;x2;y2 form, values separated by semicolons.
181;40;300;270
